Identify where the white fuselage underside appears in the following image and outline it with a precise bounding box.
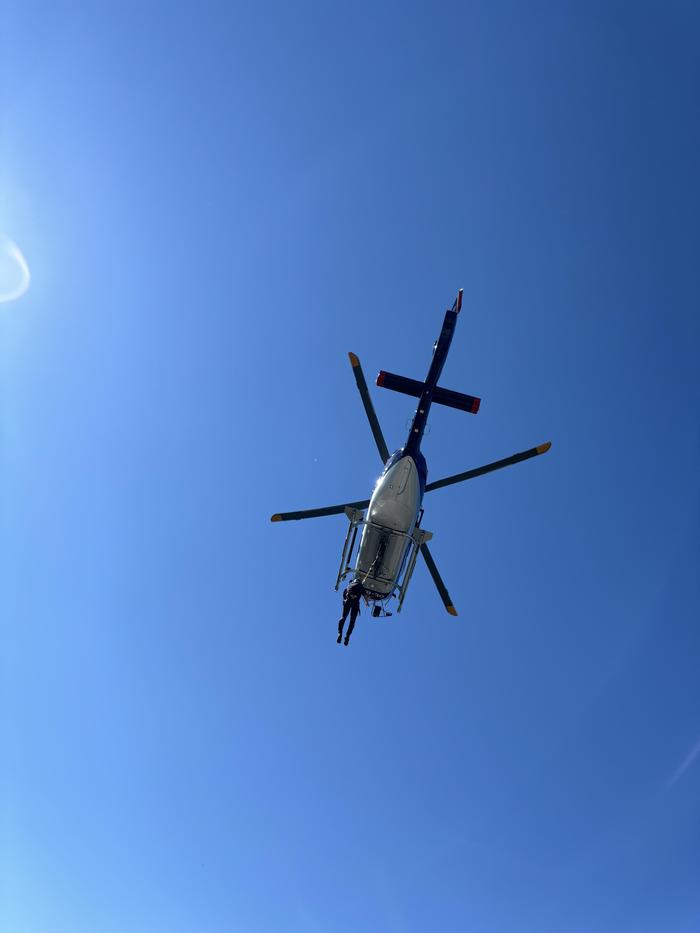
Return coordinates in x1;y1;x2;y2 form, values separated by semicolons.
355;456;421;596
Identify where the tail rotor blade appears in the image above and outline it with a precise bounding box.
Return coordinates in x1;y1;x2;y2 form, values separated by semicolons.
420;542;458;616
425;442;551;493
348;352;390;463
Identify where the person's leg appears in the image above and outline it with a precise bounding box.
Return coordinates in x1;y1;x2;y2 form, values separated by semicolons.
344;604;359;645
338;602;350;642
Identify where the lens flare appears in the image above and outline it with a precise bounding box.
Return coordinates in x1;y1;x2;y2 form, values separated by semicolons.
0;236;30;303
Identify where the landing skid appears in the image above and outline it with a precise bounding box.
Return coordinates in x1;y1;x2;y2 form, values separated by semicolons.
335;507;433;614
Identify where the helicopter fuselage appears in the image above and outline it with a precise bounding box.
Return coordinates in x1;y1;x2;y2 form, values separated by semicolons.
352;300;459;597
354;451;426;596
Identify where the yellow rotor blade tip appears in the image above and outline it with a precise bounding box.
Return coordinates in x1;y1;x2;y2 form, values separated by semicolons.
447;605;458;616
348;352;360;367
536;442;552;454
271;514;282;522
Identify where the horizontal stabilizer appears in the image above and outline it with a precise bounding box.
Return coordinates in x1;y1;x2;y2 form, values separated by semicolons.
376;370;480;414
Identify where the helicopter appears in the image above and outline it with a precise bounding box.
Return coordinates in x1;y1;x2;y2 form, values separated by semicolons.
271;289;551;617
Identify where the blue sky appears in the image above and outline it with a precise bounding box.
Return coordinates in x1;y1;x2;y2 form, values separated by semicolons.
1;2;699;931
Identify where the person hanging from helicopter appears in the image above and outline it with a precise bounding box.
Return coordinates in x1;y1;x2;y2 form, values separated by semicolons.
337;578;367;646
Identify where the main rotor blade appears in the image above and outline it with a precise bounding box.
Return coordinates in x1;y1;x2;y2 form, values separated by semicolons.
425;442;551;493
271;498;370;522
420;543;458;616
348;352;390;463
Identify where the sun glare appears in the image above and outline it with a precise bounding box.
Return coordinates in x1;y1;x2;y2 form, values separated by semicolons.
0;236;30;303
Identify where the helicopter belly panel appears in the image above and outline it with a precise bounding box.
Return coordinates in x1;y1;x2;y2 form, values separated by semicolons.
355;457;421;596
367;456;420;531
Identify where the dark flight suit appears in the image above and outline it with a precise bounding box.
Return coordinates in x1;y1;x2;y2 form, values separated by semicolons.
338;581;364;645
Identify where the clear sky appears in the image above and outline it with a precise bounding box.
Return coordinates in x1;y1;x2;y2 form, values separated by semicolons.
1;2;699;931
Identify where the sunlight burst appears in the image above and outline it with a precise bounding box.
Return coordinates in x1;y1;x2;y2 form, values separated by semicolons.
0;236;30;303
